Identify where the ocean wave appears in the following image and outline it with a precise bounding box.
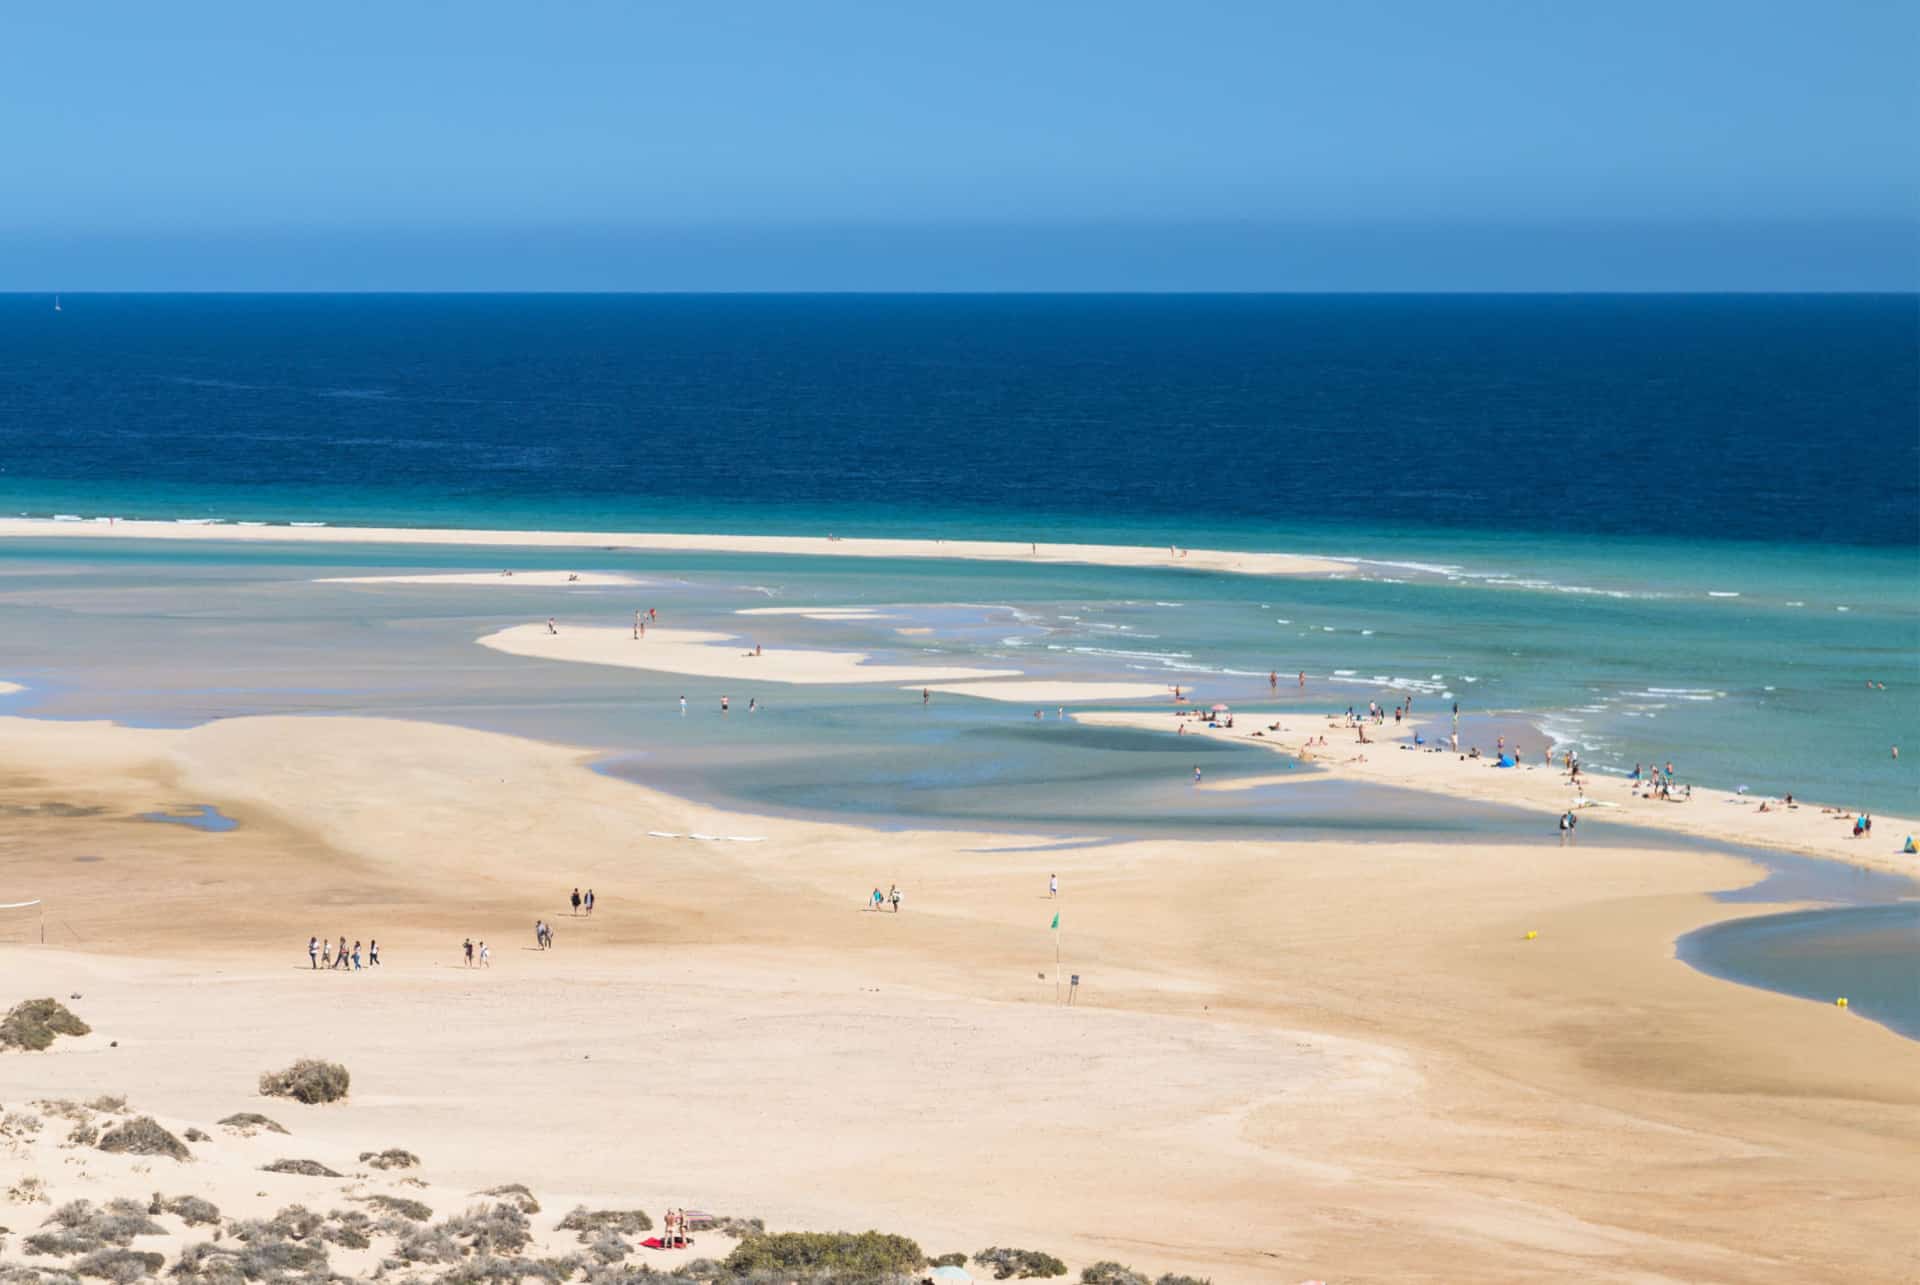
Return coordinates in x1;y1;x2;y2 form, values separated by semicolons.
1707;591;1741;598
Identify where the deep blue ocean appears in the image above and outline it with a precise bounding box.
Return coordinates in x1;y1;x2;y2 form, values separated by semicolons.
2;293;1915;548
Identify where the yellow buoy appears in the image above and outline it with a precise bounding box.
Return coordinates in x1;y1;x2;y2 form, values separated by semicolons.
1524;930;1538;940
1836;997;1848;1007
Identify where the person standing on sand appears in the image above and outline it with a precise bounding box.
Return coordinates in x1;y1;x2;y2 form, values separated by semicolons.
368;939;380;966
571;887;582;916
321;938;333;968
464;937;474;967
546;617;557;635
1049;873;1058;898
585;889;595;915
334;935;350;970
479;941;490;967
889;884;902;913
308;936;319;969
351;940;362;970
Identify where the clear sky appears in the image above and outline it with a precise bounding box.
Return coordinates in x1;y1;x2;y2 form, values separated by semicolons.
3;1;1914;290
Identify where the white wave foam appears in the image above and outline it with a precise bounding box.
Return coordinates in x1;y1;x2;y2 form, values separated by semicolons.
1707;591;1741;598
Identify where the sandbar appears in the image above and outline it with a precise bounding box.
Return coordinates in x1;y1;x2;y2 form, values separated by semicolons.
1079;707;1919;871
0;515;1352;577
317;570;646;587
911;679;1178;703
478;622;1019;685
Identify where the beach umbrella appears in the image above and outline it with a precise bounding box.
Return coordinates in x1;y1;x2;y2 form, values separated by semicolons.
1211;703;1231;711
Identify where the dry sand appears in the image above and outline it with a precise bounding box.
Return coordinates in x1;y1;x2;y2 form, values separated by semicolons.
0;516;1352;578
2;712;1917;1283
477;623;1019;686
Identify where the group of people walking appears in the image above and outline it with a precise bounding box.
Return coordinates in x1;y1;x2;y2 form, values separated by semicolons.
462;937;492;967
308;935;379;970
868;884;903;912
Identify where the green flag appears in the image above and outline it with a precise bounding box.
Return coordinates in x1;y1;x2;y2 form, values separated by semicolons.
1050;912;1059;930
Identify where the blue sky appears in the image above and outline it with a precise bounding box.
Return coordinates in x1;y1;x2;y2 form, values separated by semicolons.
2;1;1913;289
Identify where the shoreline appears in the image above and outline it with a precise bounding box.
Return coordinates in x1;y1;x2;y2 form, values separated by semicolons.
0;515;1352;577
4;709;1918;1282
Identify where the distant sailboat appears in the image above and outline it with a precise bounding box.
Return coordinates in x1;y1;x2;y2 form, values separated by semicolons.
53;295;61;312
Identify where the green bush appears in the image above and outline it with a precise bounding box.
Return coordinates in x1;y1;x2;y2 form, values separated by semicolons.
724;1230;926;1284
96;1116;189;1161
258;1059;350;1105
1153;1276;1213;1285
0;999;90;1051
930;1251;970;1267
975;1247;1069;1280
217;1111;289;1135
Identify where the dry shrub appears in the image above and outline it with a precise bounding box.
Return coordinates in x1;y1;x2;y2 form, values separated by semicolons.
257;1059;349;1105
557;1206;652;1240
1080;1264;1149;1285
359;1147;419;1170
73;1247;163;1281
96;1116;189;1161
360;1194;433;1222
149;1193;221;1226
475;1184;540;1214
974;1247;1069;1280
0;999;90;1051
260;1159;341;1178
84;1095;126;1113
725;1230;926;1284
216;1111;288;1136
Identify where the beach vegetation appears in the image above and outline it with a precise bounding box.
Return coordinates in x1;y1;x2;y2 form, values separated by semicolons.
4;1110;44;1138
474;1184;540;1214
23;1199;163;1256
708;1215;766;1239
149;1194;220;1227
929;1252;969;1267
260;1159;341;1178
359;1147;419;1170
974;1247;1068;1279
557;1207;652;1240
257;1059;349;1105
0;999;90;1052
321;1209;375;1249
360;1194;433;1222
85;1096;126;1114
586;1231;633;1262
96;1116;189;1161
215;1112;287;1136
723;1230;926;1283
65;1121;98;1147
1080;1265;1148;1285
72;1247;163;1281
183;1128;210;1142
1153;1275;1212;1285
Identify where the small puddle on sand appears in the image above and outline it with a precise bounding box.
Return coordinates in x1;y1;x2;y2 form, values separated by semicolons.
138;804;239;832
